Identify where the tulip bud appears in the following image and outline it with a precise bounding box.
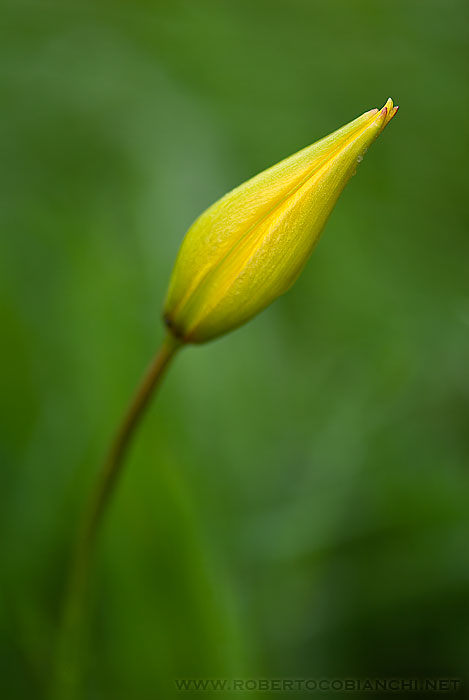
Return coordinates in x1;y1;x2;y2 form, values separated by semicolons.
164;98;398;344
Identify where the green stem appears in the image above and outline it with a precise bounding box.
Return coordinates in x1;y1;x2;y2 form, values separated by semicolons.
53;333;181;699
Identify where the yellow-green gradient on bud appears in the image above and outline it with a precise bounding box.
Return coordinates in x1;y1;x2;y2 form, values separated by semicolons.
164;98;398;344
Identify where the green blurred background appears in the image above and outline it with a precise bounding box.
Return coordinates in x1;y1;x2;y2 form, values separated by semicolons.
1;0;468;698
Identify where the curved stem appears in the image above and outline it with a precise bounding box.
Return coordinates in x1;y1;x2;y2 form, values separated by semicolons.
53;333;181;699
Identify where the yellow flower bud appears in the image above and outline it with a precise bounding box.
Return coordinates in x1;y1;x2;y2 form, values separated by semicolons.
164;98;398;344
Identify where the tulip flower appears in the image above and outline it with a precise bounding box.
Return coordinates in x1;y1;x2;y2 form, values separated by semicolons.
56;99;398;699
164;98;398;344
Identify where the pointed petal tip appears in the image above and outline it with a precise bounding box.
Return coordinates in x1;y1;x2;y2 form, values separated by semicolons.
379;97;399;128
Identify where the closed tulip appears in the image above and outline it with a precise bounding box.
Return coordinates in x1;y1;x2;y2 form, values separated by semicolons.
164;98;398;344
57;100;399;699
